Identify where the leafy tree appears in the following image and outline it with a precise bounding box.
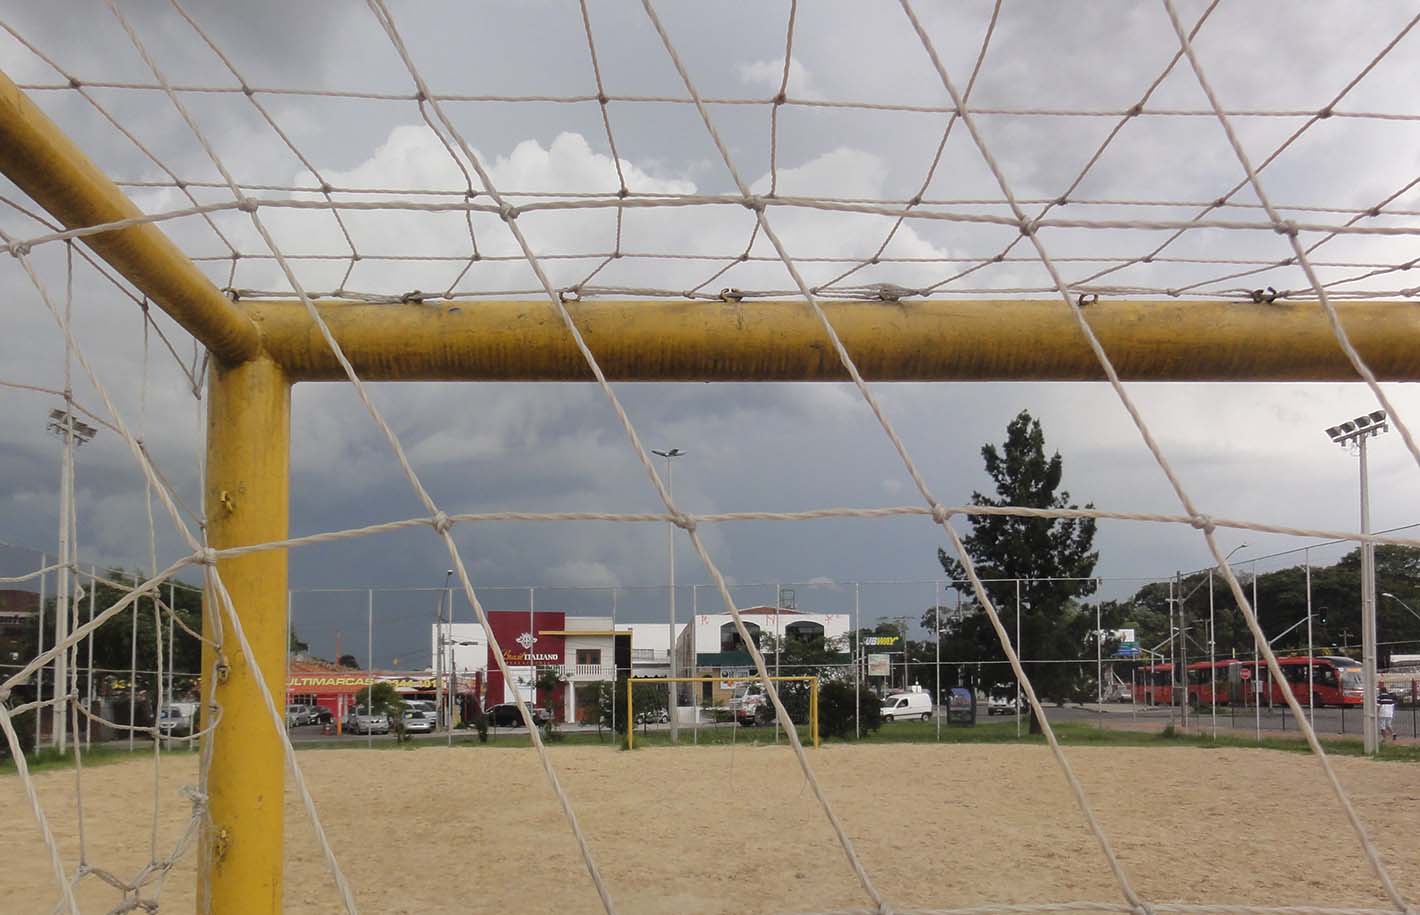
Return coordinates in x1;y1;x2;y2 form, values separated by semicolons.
354;681;406;739
337;654;361;669
534;666;565;739
818;680;882;740
931;410;1101;730
1105;544;1420;665
289;628;309;654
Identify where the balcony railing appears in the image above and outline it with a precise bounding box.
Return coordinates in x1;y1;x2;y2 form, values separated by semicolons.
564;663;617;680
630;648;668;661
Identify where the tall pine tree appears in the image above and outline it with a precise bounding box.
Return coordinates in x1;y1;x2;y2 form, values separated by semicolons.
930;410;1100;729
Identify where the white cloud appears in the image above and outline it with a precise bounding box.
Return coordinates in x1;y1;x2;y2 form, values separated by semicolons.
736;58;819;99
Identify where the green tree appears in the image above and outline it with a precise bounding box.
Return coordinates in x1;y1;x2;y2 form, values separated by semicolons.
931;410;1101;730
354;681;407;740
337;654;361;669
534;667;564;740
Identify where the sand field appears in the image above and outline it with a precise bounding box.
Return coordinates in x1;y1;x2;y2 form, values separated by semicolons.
2;743;1416;913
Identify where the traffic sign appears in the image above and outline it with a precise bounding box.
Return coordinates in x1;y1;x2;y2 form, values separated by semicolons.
1239;667;1251;680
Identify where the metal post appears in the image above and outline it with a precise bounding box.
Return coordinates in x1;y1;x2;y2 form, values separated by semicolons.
55;408;73;754
1359;434;1379;754
198;356;291;913
853;582;860;741
434;586;444;736
935;582;942;741
169;583;176;739
1095;596;1102;730
610;588;617;738
661;452;679;744
1305;549;1314;727
1015;578;1021;738
36;553;46;748
1167;576;1176;729
1177;570;1187;731
129;572;138;752
691;584;698;745
367;589;374;750
1253;561;1260;743
774;585;781;744
86;564;96;747
1208;569;1216;740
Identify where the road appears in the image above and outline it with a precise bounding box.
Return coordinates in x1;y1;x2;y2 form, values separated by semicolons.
267;700;1420;745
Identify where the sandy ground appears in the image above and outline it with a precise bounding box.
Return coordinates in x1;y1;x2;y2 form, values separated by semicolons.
2;743;1417;914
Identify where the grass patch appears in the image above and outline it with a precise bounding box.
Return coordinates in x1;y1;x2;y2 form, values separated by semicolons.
1;742;156;776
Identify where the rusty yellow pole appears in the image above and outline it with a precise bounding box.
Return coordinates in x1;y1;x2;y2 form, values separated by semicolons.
0;68;259;363
201;355;290;914
244;297;1420;383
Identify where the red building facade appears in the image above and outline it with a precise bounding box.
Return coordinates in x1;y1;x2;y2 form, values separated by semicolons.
484;610;567;717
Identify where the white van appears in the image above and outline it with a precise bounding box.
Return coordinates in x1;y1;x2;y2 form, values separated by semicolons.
880;688;933;722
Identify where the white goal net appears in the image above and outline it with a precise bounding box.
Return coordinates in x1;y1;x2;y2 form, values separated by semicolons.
1;1;1418;913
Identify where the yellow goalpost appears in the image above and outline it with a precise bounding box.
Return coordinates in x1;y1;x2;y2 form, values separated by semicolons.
625;676;819;750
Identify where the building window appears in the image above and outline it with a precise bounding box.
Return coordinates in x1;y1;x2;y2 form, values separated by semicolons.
576;648;601;666
785;621;824;644
721;621;761;652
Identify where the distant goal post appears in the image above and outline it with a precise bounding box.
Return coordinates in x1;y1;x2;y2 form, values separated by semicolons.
625;676;819;750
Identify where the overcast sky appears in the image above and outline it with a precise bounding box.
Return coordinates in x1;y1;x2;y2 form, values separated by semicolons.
3;1;1420;667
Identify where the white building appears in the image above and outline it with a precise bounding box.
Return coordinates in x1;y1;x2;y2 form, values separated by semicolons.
431;622;489;678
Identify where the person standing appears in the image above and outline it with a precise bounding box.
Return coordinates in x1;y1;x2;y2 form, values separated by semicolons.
1377;679;1397;742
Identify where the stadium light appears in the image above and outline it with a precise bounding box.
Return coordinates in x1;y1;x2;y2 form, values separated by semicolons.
651;447;686;743
1324;409;1388;754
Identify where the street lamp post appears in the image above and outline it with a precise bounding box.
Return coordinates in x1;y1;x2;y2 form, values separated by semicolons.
433;569;453;734
46;406;96;754
1325;410;1389;754
1381;592;1420;626
652;447;685;743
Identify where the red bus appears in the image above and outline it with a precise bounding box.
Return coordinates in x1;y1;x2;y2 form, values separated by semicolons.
1132;656;1363;708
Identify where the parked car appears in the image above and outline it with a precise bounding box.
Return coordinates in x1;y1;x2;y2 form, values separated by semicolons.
344;707;390;735
485;703;550;728
286;704;314;727
402;710;434;734
987;694;1020;716
158;705;194;738
880;688;933;722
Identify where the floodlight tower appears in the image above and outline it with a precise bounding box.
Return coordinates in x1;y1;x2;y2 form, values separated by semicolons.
651;447;685;743
1324;410;1388;754
46;406;96;754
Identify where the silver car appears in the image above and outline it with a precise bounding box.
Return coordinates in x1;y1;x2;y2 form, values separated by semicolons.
402;709;434;734
344;707;390;734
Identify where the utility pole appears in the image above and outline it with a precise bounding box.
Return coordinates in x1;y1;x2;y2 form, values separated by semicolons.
1325;410;1388;754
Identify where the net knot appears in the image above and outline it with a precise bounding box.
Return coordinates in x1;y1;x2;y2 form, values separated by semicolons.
197;548;219;566
1018;218;1037;237
741;195;766;213
235;198;258;213
1249;286;1279;304
559;288;581;302
68;77;82;90
1077;293;1098;307
431;511;454;535
6;240;31;258
1274;220;1299;238
930;503;952;525
671;511;696;533
1190;514;1215;535
498;202;519;221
